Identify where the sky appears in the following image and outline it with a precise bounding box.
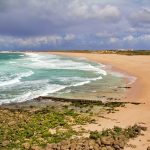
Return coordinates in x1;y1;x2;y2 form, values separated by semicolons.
0;0;150;51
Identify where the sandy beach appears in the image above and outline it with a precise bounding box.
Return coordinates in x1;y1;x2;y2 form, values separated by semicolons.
50;52;150;150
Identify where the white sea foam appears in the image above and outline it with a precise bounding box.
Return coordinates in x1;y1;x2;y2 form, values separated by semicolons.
9;61;16;64
24;53;107;76
0;78;20;87
110;71;137;85
72;81;91;87
0;84;66;105
0;51;10;53
56;76;102;87
18;70;34;78
0;53;110;104
70;76;102;87
0;70;34;87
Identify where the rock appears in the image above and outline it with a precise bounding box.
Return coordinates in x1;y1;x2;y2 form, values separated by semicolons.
52;144;58;149
48;128;56;134
113;144;120;149
88;139;96;149
8;121;16;126
84;140;89;146
113;140;125;149
140;126;147;131
106;146;114;150
89;145;93;149
84;145;90;150
93;143;100;150
118;141;125;148
89;139;96;146
96;138;101;146
15;140;20;144
101;147;107;150
147;146;150;150
31;145;42;150
76;145;82;150
45;144;52;150
70;143;76;150
116;135;126;141
22;142;30;149
2;140;10;146
101;137;114;145
60;145;70;150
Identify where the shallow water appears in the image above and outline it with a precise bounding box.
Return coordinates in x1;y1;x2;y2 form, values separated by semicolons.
0;52;126;104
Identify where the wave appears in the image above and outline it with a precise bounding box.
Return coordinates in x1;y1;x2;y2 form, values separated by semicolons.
0;84;66;105
0;70;34;87
0;78;20;87
110;71;137;85
0;53;110;104
9;61;16;64
54;76;102;88
72;80;90;87
18;70;34;78
24;53;107;76
0;51;10;53
0;75;102;104
71;76;102;87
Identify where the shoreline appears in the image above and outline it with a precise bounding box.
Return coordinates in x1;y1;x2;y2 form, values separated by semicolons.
48;52;150;150
0;52;150;149
50;52;150;103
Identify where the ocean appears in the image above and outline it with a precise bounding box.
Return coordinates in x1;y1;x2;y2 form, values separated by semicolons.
0;52;128;104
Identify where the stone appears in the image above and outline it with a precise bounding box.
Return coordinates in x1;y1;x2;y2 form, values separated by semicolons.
8;121;16;126
48;128;56;134
93;143;100;150
2;140;10;147
45;144;52;150
52;144;58;149
147;146;150;150
89;139;96;146
84;145;90;150
70;143;76;150
15;140;20;144
96;138;101;146
106;146;114;150
89;145;93;149
31;145;42;150
141;126;147;131
113;144;120;149
101;137;114;145
118;141;125;148
22;142;30;149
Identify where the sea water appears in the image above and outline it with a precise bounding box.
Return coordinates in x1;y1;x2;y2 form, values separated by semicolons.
0;52;127;104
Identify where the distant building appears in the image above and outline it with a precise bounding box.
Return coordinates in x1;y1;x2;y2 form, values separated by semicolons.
117;49;134;51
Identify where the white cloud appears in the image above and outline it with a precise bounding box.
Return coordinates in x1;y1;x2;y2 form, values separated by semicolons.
123;35;134;41
93;5;120;19
109;37;118;43
96;31;114;38
130;8;150;24
138;34;150;41
0;34;76;48
122;34;150;43
64;34;76;41
68;1;120;22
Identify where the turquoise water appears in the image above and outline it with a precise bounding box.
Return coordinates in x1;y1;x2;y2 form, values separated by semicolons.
0;52;126;104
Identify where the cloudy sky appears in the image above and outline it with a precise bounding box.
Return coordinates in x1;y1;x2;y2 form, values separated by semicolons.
0;0;150;50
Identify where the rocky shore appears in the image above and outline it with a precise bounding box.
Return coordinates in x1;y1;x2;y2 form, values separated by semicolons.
0;97;146;150
44;125;146;150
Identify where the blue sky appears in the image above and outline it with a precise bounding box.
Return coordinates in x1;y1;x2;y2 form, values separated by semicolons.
0;0;150;50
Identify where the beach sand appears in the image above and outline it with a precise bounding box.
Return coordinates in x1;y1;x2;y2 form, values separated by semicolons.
50;52;150;150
